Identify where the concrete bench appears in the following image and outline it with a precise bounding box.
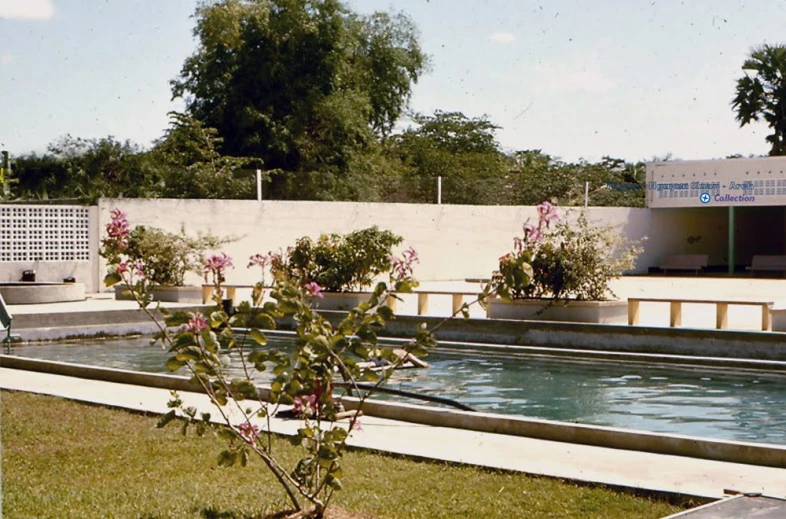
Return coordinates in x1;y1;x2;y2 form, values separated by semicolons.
202;284;264;305
411;290;480;316
658;254;708;275
628;297;773;331
746;255;786;276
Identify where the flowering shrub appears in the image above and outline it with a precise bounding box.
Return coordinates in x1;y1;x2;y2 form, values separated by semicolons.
275;227;406;292
483;201;643;303
101;213;231;287
102;209;430;518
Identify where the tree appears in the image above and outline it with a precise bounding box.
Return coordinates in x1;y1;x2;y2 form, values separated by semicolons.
12;136;161;201
732;44;786;156
389;111;508;204
152;112;258;199
171;0;426;199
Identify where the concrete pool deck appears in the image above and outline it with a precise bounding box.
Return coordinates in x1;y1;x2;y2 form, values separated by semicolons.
7;275;786;328
2;366;786;501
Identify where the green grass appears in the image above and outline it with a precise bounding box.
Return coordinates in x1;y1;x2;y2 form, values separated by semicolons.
1;391;686;518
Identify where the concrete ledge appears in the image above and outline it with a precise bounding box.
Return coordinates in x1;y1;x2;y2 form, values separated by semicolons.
10;305;210;330
311;312;786;361
0;282;86;304
2;356;785;469
340;398;786;469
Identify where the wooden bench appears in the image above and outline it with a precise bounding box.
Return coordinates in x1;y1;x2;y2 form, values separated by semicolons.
0;292;21;351
628;297;773;331
658;254;708;275
746;255;786;276
202;284;264;305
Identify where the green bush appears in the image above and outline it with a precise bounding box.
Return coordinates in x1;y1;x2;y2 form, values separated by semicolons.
276;227;404;292
485;203;644;302
123;226;229;286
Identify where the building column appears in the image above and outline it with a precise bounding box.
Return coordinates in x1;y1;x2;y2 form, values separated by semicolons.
728;206;736;275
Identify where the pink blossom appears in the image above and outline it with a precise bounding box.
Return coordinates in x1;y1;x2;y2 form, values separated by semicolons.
536;201;559;228
247;253;269;270
134;261;146;280
204;253;234;282
293;394;317;417
116;262;129;275
523;223;541;243
351;419;362;431
402;246;419;264
181;314;208;334
303;281;323;299
238;422;259;444
105;208;130;249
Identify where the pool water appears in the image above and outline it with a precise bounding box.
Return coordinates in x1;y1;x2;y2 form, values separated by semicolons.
8;337;786;445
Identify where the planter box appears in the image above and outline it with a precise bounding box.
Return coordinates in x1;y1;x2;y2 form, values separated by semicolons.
314;292;397;312
486;298;628;324
114;285;204;304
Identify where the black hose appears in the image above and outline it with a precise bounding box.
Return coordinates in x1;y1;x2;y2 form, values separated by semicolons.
333;382;476;412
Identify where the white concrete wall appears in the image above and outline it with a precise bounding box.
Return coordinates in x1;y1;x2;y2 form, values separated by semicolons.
97;199;658;290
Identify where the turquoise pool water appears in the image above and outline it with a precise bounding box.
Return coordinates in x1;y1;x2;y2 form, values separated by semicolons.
8;336;786;445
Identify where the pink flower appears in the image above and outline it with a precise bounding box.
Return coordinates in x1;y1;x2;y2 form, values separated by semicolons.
293;394;317;417
134;261;146;280
536;201;559;228
402;246;419;264
238;422;259;444
116;262;129;275
105;208;130;250
304;281;323;299
181;313;208;334
247;253;269;270
204;253;234;282
351;419;362;431
523;223;541;243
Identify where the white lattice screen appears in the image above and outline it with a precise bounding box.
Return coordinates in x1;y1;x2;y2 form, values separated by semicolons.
0;205;91;262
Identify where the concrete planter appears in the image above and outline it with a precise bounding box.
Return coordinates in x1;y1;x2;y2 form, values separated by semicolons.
486;298;628;324
0;282;86;304
114;285;203;304
314;291;397;312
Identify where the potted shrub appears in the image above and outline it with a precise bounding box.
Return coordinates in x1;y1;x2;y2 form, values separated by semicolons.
271;227;413;311
482;202;643;324
102;214;230;303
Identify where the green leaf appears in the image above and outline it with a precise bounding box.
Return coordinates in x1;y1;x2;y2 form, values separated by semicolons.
326;475;343;491
217;450;237;467
165;357;186;372
156;410;177;429
249;328;267;346
104;272;122;287
250;312;276;330
164;312;193;327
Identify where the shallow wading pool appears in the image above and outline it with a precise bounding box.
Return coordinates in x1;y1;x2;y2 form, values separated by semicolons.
7;336;786;445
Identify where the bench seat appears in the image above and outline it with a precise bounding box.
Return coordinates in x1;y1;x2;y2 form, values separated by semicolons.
658;254;708;275
628;297;773;331
746;255;786;276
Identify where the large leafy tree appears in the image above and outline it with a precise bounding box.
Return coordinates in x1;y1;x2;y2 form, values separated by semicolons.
171;0;426;198
732;44;786;156
390;110;508;204
11;136;161;201
151;112;258;199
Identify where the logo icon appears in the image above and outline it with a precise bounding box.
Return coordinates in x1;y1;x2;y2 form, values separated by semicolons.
699;193;711;204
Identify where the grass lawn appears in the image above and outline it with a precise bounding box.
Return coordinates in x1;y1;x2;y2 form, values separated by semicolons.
1;390;687;518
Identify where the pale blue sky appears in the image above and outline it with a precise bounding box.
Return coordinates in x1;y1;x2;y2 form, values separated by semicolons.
1;0;785;162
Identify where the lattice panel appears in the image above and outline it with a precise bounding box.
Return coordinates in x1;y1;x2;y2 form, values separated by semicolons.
0;206;90;262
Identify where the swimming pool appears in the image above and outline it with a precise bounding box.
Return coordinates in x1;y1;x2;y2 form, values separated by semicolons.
8;336;786;445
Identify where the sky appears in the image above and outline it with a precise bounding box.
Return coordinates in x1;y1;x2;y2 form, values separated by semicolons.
1;0;786;163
